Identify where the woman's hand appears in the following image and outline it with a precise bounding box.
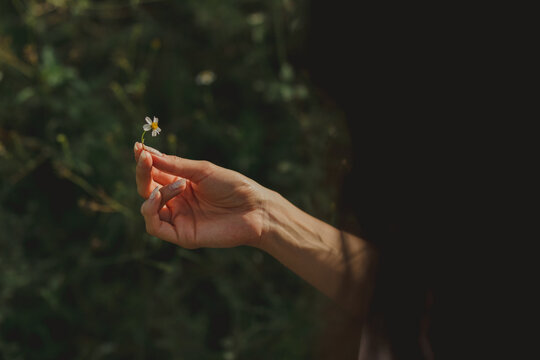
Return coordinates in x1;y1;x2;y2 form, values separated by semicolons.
134;143;376;314
134;143;268;249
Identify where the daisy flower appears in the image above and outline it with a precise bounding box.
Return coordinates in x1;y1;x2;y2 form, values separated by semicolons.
141;116;161;144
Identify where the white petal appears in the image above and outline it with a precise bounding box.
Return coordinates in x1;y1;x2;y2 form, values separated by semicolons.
153;117;159;124
152;129;158;136
143;124;152;131
156;127;161;133
145;116;152;125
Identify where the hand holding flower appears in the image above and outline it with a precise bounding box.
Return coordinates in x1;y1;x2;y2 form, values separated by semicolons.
133;143;376;315
134;143;268;249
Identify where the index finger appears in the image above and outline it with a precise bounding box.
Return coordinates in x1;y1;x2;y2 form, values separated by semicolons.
134;142;163;161
151;154;215;183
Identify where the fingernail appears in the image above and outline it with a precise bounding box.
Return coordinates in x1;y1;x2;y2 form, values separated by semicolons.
149;186;159;200
144;145;163;156
171;178;186;189
134;142;140;151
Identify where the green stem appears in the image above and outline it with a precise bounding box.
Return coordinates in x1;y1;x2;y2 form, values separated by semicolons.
141;131;146;144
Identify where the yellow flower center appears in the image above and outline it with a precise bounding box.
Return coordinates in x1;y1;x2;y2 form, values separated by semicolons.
151;122;158;130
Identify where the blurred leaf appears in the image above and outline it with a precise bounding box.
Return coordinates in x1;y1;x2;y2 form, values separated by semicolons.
15;87;35;103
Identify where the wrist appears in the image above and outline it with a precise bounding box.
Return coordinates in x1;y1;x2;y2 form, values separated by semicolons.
253;188;284;251
255;188;326;255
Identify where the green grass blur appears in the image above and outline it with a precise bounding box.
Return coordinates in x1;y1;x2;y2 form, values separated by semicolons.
0;1;350;358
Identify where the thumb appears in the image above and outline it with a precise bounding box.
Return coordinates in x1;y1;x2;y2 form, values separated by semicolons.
150;154;215;183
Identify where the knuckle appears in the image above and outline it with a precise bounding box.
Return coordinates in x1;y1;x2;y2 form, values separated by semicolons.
199;160;214;175
171;155;184;168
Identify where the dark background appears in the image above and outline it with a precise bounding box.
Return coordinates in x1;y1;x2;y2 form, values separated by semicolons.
0;0;504;358
0;0;354;358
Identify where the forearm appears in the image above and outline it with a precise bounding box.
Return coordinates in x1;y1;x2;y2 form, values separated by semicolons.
256;190;377;316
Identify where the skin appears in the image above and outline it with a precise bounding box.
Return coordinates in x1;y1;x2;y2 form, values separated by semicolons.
134;142;377;316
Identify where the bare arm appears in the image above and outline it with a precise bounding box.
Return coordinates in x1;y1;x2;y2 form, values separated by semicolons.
135;143;377;315
256;190;377;316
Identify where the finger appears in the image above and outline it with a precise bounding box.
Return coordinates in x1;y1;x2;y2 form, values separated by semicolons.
152;167;179;186
134;142;164;161
159;205;171;222
158;178;187;209
134;143;178;185
141;187;179;245
136;150;155;197
151;154;215;183
134;142;142;161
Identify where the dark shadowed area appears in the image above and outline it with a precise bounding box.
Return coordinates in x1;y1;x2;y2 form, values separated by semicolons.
1;0;498;359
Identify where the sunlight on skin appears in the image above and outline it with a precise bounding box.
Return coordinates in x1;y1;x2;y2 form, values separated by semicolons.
133;143;377;316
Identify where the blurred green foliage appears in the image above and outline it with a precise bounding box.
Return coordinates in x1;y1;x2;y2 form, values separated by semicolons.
0;0;350;358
